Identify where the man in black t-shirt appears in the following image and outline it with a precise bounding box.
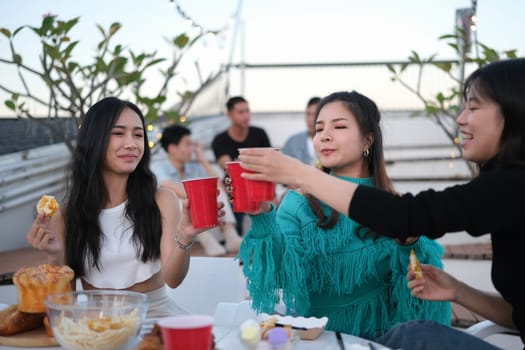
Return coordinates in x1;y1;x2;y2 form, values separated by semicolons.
211;96;271;235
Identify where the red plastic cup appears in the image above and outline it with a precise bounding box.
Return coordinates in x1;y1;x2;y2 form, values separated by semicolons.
237;147;278;202
246;174;275;202
182;177;218;229
225;162;259;213
158;315;214;350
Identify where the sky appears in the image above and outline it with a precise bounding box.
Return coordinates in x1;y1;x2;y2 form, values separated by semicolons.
1;0;524;117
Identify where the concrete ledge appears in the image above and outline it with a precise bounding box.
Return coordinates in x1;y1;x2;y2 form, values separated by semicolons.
443;242;492;260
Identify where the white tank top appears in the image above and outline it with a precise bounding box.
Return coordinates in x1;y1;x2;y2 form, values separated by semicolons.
83;200;161;289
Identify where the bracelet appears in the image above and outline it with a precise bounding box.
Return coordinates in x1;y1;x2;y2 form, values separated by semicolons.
174;235;194;251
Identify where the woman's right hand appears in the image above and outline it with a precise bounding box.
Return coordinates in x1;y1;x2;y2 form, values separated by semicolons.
26;213;62;256
238;148;306;187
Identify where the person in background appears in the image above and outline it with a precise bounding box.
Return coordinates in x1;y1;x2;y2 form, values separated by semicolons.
281;96;321;166
27;97;223;318
211;96;272;235
237;58;525;349
234;91;450;338
151;124;242;256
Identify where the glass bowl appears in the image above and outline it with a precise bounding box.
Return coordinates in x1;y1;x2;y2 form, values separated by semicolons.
45;290;148;350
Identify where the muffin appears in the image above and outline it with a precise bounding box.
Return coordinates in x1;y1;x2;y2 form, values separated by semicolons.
13;264;75;313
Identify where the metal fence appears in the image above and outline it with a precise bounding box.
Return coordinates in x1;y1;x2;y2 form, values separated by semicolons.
183;59;472;118
224;59;471;113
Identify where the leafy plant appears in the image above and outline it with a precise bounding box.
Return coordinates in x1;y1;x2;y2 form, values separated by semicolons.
387;31;518;175
0;15;219;151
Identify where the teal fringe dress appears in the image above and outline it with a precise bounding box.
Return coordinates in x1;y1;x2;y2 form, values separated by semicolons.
238;176;451;338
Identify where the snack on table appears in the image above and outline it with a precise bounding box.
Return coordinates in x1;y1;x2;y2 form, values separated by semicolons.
36;195;59;216
261;321;292;340
266;327;292;349
137;324;163;350
240;319;261;349
409;249;424;280
13;264;75;313
43;315;54;337
0;304;46;336
240;316;296;349
52;309;140;350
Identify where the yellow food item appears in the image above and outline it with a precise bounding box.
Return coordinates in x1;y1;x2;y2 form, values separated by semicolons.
241;319;261;346
259;316;292;339
36;195;59;216
0;304;46;336
409;249;424;280
13;264;75;313
54;309;140;350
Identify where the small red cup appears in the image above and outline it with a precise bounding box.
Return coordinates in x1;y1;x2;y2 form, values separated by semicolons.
226;162;259;213
158;315;214;350
182;177;218;229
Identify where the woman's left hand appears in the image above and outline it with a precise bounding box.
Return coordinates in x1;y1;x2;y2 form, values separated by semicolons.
176;193;226;242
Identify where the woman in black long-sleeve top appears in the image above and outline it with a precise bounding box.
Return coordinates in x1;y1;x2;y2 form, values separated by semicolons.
237;58;525;349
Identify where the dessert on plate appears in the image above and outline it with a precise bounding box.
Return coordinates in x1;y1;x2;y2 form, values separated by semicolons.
1;263;74;339
13;264;74;313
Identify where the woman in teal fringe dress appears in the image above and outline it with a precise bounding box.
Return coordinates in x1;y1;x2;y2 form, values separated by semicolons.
236;91;451;339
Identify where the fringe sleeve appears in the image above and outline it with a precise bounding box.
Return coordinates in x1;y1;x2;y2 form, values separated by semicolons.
389;238;452;326
238;206;284;313
238;194;311;315
277;205;310;315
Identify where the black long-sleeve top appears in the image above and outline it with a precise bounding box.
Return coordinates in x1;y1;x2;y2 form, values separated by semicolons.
349;162;525;344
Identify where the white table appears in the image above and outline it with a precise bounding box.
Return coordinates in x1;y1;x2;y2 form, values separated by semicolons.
0;300;388;350
0;329;387;350
214;325;387;349
212;301;388;349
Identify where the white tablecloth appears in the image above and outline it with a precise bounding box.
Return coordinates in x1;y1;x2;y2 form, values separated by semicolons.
214;325;387;349
212;301;388;349
0;301;388;350
0;330;386;350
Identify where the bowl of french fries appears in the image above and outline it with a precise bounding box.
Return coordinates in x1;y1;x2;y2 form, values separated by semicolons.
45;290;148;350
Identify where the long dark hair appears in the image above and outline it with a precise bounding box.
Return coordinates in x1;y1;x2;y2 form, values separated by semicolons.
463;58;525;168
65;97;162;276
306;91;395;230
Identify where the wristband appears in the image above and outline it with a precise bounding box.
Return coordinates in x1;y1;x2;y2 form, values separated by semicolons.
175;235;194;251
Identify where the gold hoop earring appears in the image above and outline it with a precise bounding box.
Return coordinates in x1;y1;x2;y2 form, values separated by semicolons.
363;149;369;158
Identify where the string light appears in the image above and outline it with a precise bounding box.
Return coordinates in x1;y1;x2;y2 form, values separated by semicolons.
169;0;239;36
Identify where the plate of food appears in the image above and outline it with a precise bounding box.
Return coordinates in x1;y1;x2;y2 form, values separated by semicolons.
0;195;68;347
0;303;58;347
0;261;75;347
258;313;328;340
